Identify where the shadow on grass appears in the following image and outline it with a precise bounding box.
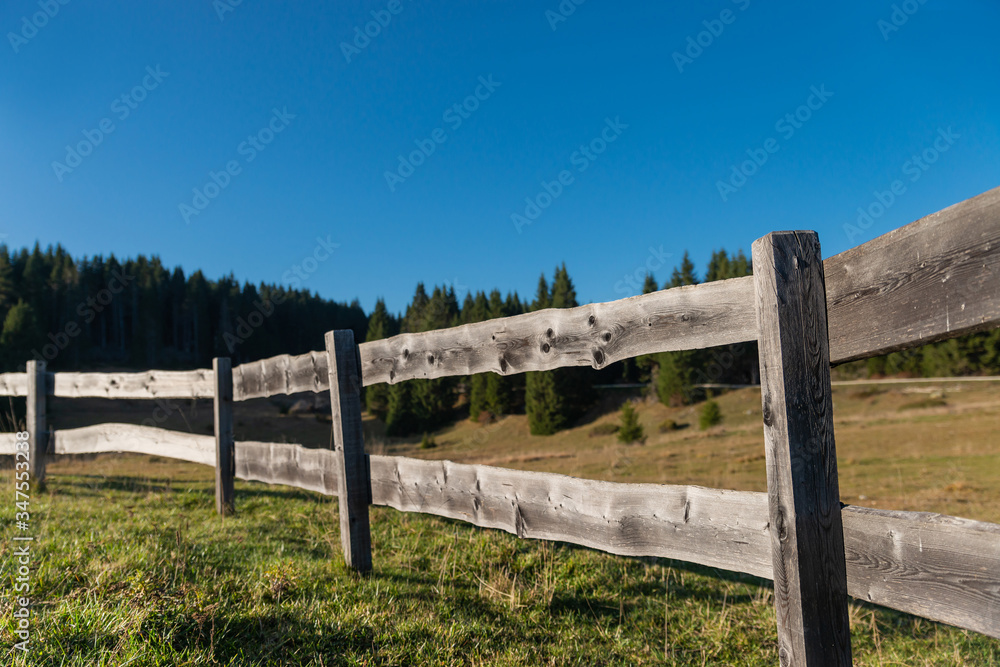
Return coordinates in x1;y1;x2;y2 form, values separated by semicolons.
55;474;180;495
210;612;376;663
51;474;334;504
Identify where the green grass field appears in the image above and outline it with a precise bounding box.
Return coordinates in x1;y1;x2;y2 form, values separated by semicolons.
2;380;999;665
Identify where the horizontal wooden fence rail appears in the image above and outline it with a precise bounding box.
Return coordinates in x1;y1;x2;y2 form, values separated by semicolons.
0;372;27;396
359;276;759;386
50;370;215;399
232;350;329;401
826;185;1000;363
36;426;336;494
52;423;216;466
0;432;19;453
235;441;340;495
367;455;773;576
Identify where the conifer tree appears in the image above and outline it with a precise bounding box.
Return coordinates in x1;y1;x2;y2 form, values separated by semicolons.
705;249;731;283
364;298;393;420
641;273;658;294
0;300;41;371
0;246;15;319
483;289;516;416
465;291;491;420
657;253;699;405
617;401;644;444
670;251;698;288
526;265;594;435
532;274;550;310
386;283;460;435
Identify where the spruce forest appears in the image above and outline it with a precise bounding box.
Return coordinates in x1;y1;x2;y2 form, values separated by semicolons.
3;243;998;437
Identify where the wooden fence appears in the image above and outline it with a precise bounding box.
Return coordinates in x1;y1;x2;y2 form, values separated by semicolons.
2;185;999;665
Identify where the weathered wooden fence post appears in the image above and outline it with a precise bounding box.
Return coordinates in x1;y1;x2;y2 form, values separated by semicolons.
325;329;372;573
752;231;852;666
26;360;47;488
213;357;235;515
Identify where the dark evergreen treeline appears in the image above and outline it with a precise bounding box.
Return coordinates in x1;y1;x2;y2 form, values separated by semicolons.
2;243;998;437
0;243;367;372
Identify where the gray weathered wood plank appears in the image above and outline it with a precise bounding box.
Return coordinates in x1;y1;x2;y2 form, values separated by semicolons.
51;423;215;466
326;330;372;573
753;231;852;666
0;372;27;396
213;358;235;516
235;441;340;495
359;276;758;386
27;361;47;486
233;350;329;401
826;184;1000;364
50;369;214;399
0;433;17;454
368;455;774;578
843;505;1000;639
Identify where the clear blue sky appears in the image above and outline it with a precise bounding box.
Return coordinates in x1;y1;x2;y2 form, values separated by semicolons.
3;1;997;315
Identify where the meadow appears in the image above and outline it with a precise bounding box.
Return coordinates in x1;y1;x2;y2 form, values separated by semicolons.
2;379;999;665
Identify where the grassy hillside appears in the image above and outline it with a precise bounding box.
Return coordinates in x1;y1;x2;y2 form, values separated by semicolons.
3;379;999;664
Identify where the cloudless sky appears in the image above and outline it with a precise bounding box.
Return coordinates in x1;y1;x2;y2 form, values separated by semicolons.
2;0;997;315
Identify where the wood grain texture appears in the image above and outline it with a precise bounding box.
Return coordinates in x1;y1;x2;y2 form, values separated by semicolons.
326;330;372;573
826;184;1000;364
51;369;214;399
0;373;27;396
368;455;774;578
359;276;757;386
213;358;235;516
843;506;1000;639
753;232;852;666
51;423;215;466
233;350;329;401
27;361;47;486
235;441;340;495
